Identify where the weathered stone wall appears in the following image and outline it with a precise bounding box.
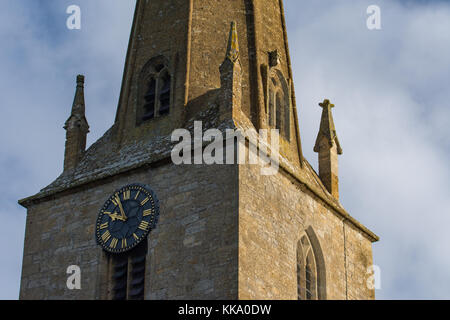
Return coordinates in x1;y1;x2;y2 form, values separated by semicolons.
116;0;190;144
20;156;374;300
238;162;375;300
20;162;238;300
344;222;375;300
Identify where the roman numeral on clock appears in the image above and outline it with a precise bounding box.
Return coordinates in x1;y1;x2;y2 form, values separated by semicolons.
123;190;131;200
143;209;152;217
101;230;111;242
140;197;149;206
139;221;150;231
110;238;118;249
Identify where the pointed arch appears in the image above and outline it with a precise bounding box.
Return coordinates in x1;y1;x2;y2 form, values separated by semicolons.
266;68;291;141
297;227;327;300
136;55;173;126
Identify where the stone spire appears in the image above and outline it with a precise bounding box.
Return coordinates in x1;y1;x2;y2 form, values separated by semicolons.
111;1;304;167
63;75;89;171
314;99;342;200
219;21;242;119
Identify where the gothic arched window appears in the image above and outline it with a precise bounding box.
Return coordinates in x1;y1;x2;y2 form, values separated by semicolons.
137;56;172;126
267;70;290;140
297;229;326;300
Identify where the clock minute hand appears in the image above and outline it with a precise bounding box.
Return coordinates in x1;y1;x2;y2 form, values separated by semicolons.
115;196;127;220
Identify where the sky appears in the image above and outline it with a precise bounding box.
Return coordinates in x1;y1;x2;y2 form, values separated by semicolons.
0;0;449;300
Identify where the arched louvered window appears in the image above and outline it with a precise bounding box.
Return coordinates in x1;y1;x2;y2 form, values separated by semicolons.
297;229;326;300
111;254;128;300
137;56;172;126
267;70;290;140
111;241;148;300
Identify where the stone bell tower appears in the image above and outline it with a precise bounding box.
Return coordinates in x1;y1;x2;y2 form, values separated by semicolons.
19;0;378;300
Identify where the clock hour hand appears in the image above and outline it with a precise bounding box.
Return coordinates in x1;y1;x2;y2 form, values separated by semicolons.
104;211;125;222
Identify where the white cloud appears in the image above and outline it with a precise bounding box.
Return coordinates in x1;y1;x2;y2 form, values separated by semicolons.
0;0;135;299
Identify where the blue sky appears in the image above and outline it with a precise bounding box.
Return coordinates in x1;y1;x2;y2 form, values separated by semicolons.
0;0;449;299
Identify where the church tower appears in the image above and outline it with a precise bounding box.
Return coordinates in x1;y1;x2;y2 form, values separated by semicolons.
19;0;378;300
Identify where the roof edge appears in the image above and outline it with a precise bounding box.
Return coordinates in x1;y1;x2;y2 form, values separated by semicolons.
19;156;379;244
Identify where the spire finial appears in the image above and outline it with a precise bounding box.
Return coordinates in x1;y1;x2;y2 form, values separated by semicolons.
65;74;89;130
319;99;334;109
314;99;342;200
71;74;86;116
76;74;85;87
314;99;342;154
225;21;240;63
63;74;89;171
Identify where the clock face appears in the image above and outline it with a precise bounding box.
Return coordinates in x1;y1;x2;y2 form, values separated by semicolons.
95;184;159;254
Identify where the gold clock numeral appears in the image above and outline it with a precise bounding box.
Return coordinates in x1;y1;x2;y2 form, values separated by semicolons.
121;239;127;249
100;222;109;229
113;193;124;205
110;238;118;249
134;191;141;200
140;197;149;206
133;233;139;240
139;221;150;231
101;230;111;242
143;209;152;217
123;190;130;201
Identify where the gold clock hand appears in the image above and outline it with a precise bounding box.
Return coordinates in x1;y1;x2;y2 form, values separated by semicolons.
104;211;125;222
115;195;128;220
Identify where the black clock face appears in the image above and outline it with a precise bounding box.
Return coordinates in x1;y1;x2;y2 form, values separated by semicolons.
95;184;159;254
